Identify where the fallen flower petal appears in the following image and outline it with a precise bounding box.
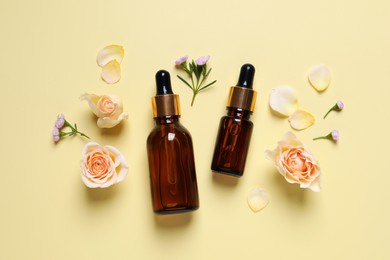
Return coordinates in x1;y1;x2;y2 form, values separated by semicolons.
289;110;315;130
308;64;331;92
247;188;270;213
101;60;121;84
269;86;299;117
97;44;124;67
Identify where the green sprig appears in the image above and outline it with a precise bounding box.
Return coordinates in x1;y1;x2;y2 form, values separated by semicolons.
176;57;217;106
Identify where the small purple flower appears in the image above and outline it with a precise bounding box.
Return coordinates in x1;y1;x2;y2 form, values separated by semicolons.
331;129;339;141
195;55;210;66
175;55;188;65
53;127;60;143
55;117;65;128
336;100;344;110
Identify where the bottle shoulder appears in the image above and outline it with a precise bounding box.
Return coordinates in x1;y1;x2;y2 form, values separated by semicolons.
220;115;253;126
147;121;193;143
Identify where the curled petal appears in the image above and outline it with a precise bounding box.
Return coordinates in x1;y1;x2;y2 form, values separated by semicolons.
101;60;121;84
247;188;270;213
97;111;129;128
80;93;105;117
269;86;299;117
97;44;124;67
308;64;331;92
288;110;315;130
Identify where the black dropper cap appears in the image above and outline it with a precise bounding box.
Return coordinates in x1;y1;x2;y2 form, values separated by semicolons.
226;63;257;112
236;64;255;89
152;70;180;118
155;70;173;95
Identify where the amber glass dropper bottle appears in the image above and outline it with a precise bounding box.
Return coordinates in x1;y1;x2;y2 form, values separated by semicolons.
211;64;257;177
146;70;199;214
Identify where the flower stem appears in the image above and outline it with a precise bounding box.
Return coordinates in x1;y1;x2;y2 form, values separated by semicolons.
64;120;90;139
191;90;197;106
313;133;331;141
323;105;337;119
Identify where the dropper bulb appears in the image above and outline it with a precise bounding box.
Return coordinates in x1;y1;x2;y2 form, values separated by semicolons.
236;64;255;89
155;70;174;95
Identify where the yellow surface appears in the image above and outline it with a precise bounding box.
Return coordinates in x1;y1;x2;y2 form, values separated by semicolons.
1;0;389;259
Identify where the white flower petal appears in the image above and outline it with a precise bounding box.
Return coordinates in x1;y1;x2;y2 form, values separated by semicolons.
106;145;129;183
97;111;128;128
247;188;270;213
80;93;105;117
97;44;124;67
269;86;299;117
101;60;121;84
308;64;331;92
288;110;315;130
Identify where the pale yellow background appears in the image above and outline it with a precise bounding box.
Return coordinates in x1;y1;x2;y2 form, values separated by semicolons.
1;0;389;259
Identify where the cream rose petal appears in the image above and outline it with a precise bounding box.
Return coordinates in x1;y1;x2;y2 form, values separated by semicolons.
97;44;124;67
101;60;121;84
106;145;128;183
308;64;331;92
247;188;270;213
97;111;129;128
269;86;299;117
288;110;315;130
80;93;105;117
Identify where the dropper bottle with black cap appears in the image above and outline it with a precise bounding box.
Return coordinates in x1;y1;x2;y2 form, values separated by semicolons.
211;64;257;177
147;70;199;214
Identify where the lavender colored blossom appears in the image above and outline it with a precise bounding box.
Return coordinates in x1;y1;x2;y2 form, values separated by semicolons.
175;55;188;65
195;55;210;66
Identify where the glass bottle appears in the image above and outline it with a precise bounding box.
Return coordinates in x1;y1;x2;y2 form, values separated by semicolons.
211;64;257;177
147;70;199;214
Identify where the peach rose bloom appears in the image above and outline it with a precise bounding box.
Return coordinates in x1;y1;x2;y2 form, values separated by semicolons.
265;132;321;192
81;142;128;188
80;93;128;128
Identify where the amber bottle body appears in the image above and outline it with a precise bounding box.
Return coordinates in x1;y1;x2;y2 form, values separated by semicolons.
147;116;199;214
211;107;253;177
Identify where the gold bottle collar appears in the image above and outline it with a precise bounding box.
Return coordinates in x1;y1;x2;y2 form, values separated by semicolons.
152;94;181;118
226;86;257;112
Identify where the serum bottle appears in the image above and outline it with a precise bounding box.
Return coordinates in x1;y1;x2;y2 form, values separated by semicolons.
147;70;199;214
211;64;257;177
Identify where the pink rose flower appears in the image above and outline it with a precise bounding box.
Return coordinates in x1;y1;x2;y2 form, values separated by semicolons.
265;132;322;192
80;142;128;188
80;93;128;128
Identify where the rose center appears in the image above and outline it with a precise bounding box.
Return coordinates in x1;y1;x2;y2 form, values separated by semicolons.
99;97;116;114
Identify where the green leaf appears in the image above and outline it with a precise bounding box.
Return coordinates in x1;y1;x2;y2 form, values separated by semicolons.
177;75;193;90
199;80;217;91
205;67;212;78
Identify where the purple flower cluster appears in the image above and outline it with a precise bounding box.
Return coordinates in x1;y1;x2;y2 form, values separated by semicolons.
175;55;217;106
53;114;65;143
52;114;89;143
